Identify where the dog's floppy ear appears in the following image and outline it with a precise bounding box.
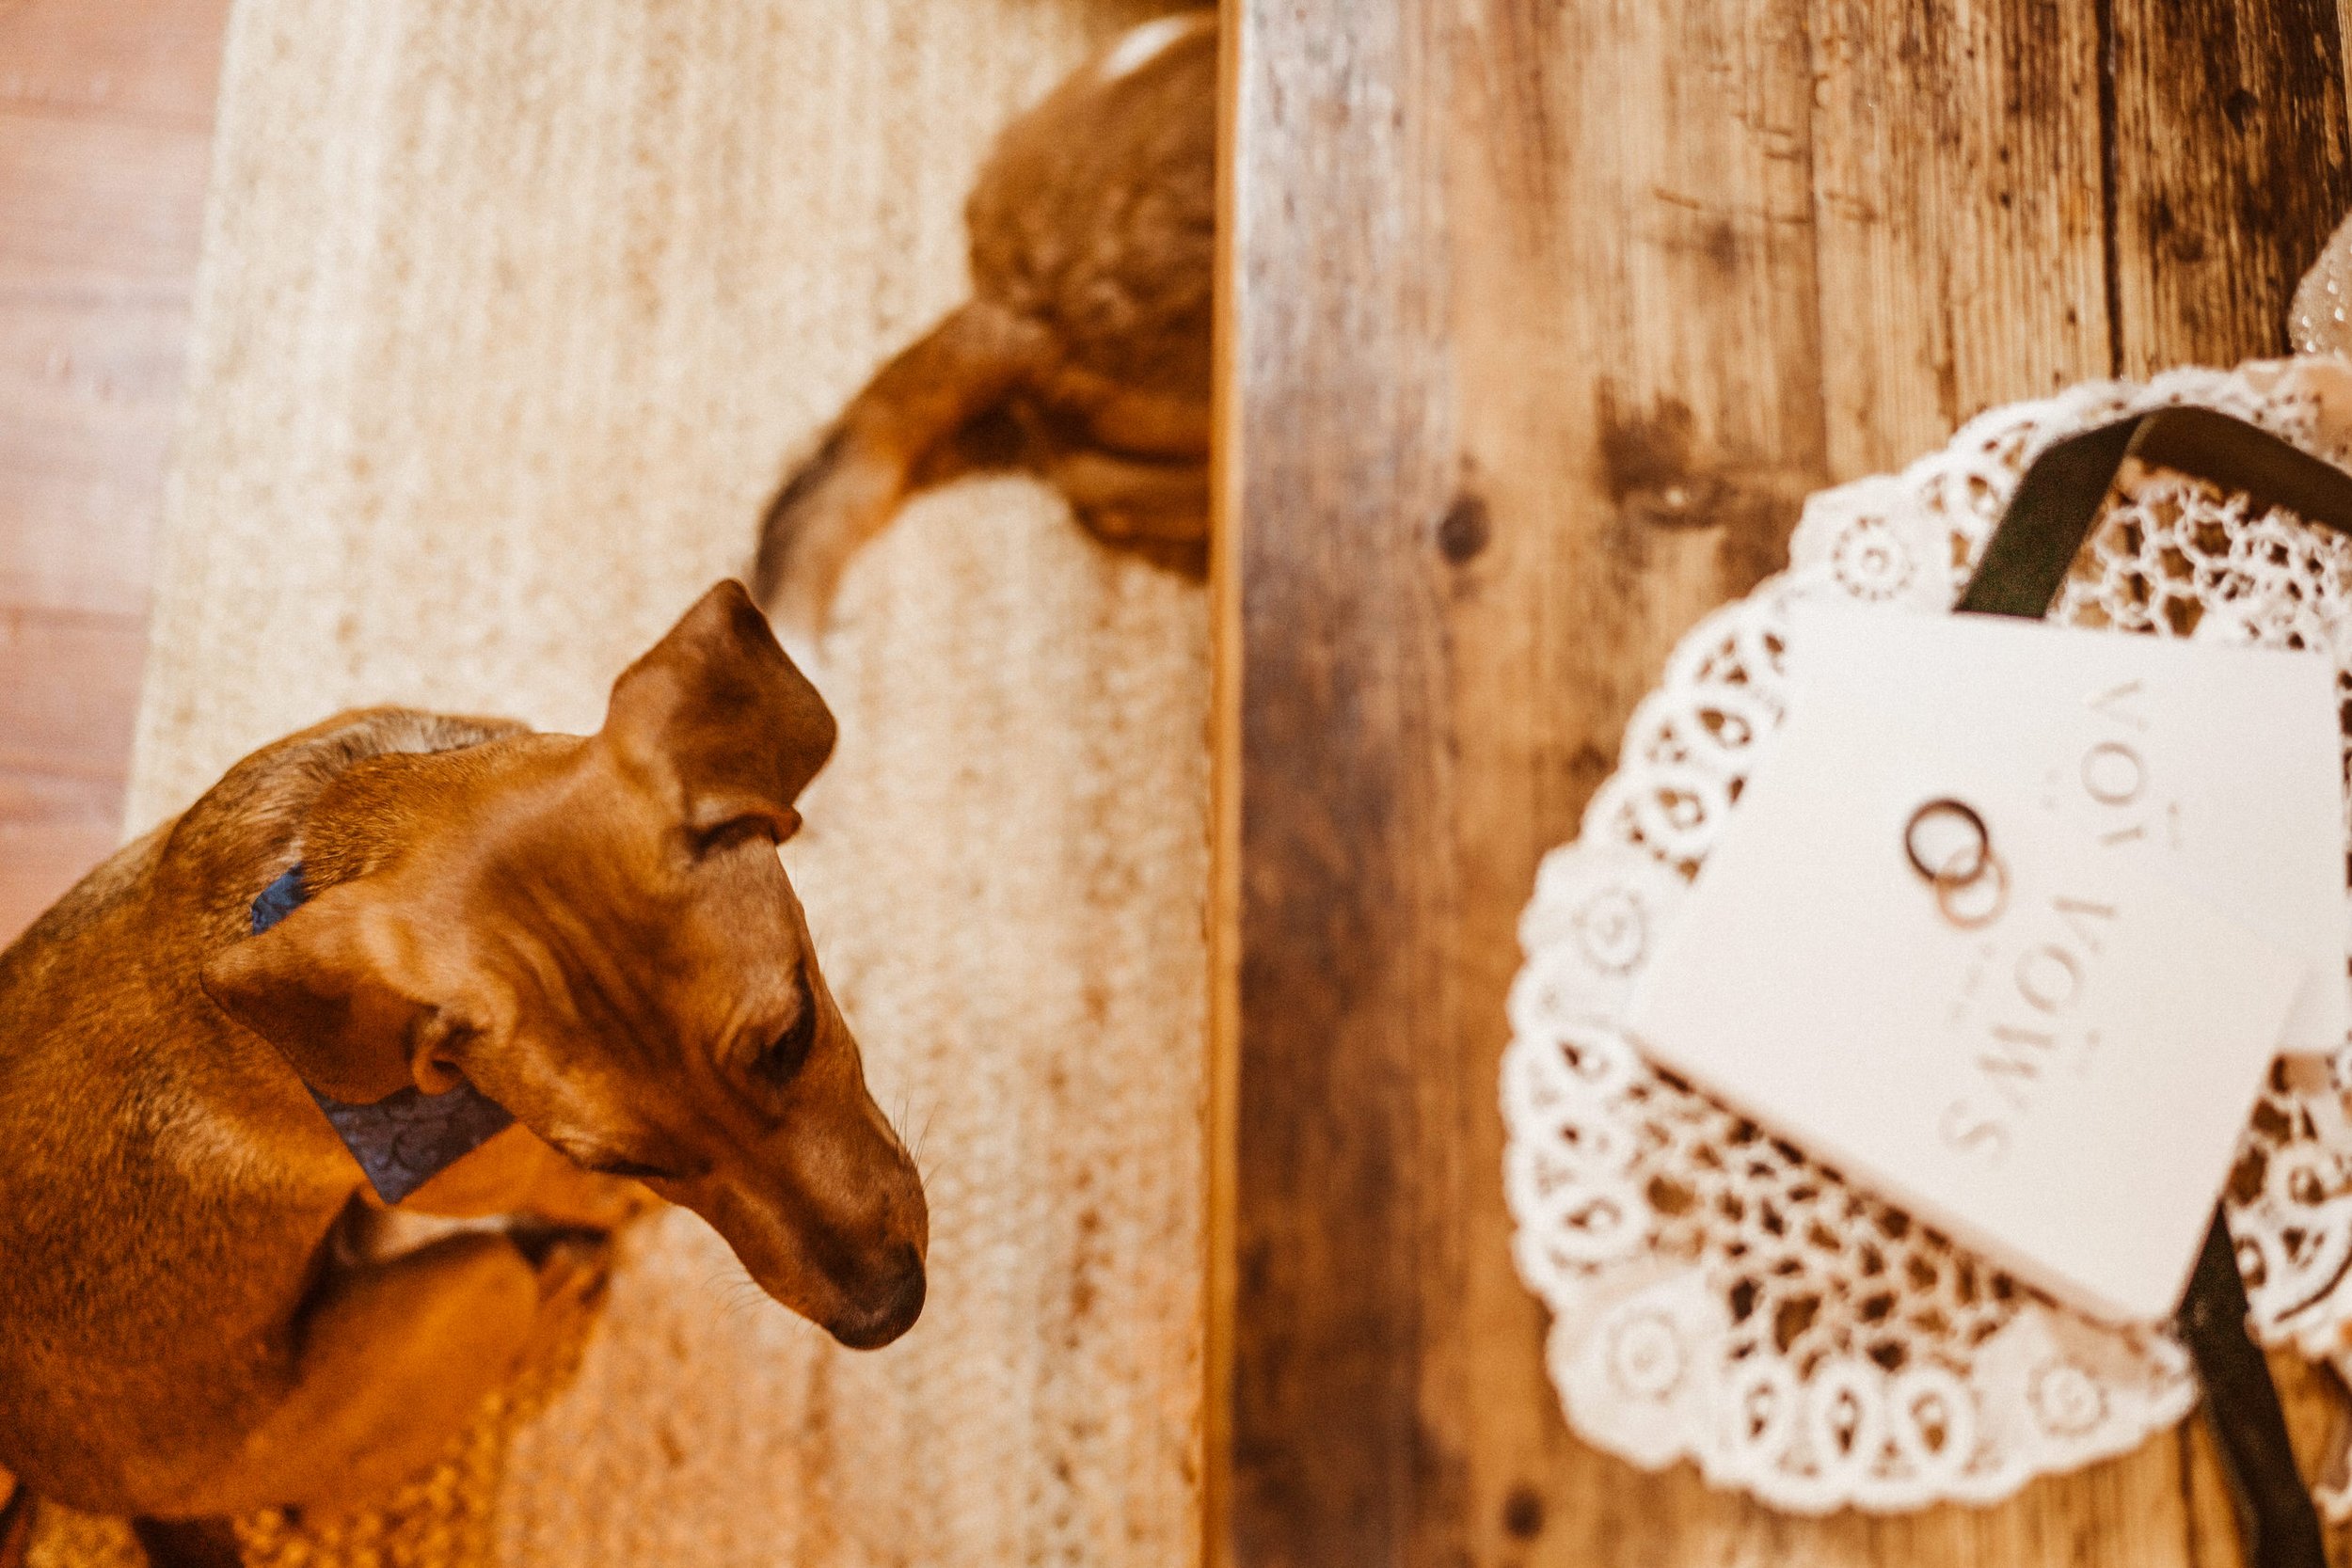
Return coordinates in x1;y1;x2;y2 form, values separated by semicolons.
201;881;479;1103
601;579;837;846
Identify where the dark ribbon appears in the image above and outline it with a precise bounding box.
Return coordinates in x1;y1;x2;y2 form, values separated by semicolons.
1957;405;2352;1568
248;865;515;1204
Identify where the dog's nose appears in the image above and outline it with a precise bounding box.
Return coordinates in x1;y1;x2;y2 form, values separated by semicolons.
827;1243;926;1350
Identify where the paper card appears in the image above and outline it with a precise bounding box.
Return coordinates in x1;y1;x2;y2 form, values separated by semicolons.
1626;605;2332;1323
1807;608;2344;1051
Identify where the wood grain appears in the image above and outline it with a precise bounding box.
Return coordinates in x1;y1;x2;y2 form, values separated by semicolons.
1805;0;2109;478
1215;0;2352;1563
1438;2;1831;1563
0;0;231;128
1200;4;1247;1558
1219;6;1455;1562
2109;0;2352;376
0;606;149;939
0;0;229;940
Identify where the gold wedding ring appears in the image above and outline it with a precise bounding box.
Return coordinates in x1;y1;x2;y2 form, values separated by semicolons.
1904;798;2008;929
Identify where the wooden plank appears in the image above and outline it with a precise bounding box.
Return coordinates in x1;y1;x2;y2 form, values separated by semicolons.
0;109;214;614
1438;1;1830;1563
0;765;134;939
1201;1;1246;1558
0;606;147;780
0;0;233;127
1223;0;1833;1558
0;0;228;940
1806;0;2110;480
2110;0;2352;375
1218;0;2352;1563
0;108;216;292
0;278;190;616
0;0;226;618
0;606;148;937
1219;5;1456;1562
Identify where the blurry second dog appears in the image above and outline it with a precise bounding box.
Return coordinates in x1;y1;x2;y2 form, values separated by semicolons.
751;10;1216;649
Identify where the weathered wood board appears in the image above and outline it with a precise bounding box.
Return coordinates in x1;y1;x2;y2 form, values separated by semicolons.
1213;1;2352;1564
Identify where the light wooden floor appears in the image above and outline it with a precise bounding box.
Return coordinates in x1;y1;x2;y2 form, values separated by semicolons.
0;0;229;942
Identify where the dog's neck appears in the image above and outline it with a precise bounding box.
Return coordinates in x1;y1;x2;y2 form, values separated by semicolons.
207;709;540;1205
246;863;516;1204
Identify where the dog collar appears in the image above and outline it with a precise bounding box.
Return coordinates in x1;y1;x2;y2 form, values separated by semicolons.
249;865;516;1203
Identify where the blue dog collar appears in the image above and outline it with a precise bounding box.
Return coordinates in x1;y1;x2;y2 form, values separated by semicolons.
249;865;515;1203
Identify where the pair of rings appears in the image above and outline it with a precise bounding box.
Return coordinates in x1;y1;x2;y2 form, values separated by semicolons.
1903;799;2008;928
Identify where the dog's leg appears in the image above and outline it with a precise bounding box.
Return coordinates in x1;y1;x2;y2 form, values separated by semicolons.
0;1477;33;1568
1048;448;1211;574
183;1229;606;1519
1052;450;1208;541
129;1516;242;1568
389;1121;659;1233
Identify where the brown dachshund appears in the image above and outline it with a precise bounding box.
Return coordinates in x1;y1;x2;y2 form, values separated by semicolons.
750;9;1216;652
0;581;925;1566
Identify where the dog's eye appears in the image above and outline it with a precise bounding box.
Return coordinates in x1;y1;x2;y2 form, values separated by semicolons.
754;975;819;1087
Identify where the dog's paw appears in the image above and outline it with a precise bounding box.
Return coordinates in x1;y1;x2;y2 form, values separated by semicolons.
513;1162;666;1234
564;1172;665;1233
509;1225;615;1322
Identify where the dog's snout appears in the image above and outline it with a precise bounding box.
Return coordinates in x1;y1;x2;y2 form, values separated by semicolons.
826;1243;926;1351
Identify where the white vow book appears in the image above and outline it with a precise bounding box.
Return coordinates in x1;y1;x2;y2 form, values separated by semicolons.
1626;606;2343;1323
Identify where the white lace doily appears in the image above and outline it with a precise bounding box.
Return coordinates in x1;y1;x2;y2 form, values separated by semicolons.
1502;356;2352;1514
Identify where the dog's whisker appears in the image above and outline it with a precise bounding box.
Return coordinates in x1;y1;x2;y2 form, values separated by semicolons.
699;1263;768;1314
699;1271;770;1326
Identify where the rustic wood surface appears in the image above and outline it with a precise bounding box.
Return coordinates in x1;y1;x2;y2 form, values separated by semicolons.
1215;2;2352;1566
0;0;229;942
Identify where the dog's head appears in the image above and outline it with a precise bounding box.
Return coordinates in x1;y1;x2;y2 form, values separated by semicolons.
203;581;927;1349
